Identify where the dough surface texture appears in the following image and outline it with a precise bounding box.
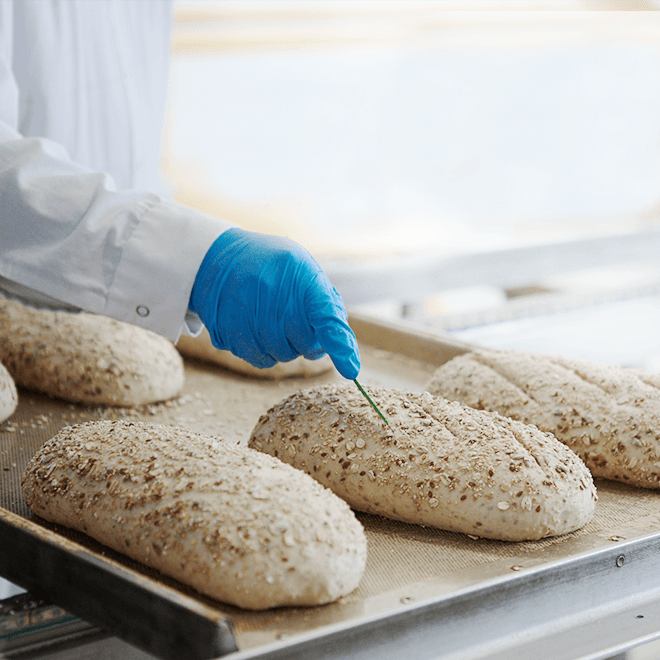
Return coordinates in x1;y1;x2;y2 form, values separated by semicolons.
426;350;660;489
0;296;184;406
0;362;17;423
22;420;367;610
249;384;596;542
177;327;333;379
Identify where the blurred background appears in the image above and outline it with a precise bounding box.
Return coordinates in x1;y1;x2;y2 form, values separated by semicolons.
163;0;660;369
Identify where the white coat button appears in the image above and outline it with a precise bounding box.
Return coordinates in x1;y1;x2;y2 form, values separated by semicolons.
136;305;150;317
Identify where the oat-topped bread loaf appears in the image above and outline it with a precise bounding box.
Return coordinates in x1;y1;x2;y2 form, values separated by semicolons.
426;350;660;489
0;362;17;422
0;296;184;406
176;326;333;379
22;421;367;610
249;384;596;542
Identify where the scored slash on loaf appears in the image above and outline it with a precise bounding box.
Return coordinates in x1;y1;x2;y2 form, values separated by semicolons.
0;296;184;406
426;350;660;489
248;384;597;542
22;421;367;610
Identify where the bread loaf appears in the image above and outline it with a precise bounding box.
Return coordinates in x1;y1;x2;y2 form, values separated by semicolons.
426;350;660;489
0;296;184;406
22;421;366;609
176;327;333;379
0;362;17;423
248;384;596;541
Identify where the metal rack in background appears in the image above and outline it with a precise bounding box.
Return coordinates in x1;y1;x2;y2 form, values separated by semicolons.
323;229;660;314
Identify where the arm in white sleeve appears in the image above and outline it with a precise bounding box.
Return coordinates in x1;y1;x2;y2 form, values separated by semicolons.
0;2;234;341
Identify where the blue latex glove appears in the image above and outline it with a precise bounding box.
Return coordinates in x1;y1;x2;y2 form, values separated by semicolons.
189;228;360;380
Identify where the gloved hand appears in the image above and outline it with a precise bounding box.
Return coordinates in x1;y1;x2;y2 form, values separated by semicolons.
189;228;360;379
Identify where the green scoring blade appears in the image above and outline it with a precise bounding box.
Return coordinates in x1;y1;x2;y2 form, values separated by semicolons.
354;379;389;425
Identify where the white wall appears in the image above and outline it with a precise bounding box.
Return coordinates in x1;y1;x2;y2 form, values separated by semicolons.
166;7;660;258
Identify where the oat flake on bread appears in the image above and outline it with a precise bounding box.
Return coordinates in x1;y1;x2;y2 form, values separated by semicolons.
0;296;183;406
22;420;367;610
248;384;597;542
426;350;660;489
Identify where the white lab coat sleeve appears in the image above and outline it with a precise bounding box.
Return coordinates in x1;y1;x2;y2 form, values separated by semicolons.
0;2;234;341
102;198;235;340
0;134;233;341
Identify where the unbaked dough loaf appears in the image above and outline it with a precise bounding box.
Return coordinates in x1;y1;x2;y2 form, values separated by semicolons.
0;362;17;423
22;420;366;610
0;296;184;406
176;327;333;379
249;384;596;541
426;350;660;489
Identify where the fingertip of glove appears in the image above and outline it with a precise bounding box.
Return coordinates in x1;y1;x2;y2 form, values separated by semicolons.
327;333;361;380
335;358;360;381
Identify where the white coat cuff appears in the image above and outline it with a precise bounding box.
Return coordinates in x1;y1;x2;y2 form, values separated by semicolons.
103;201;234;342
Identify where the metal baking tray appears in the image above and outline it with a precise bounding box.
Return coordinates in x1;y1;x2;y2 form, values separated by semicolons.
2;313;660;660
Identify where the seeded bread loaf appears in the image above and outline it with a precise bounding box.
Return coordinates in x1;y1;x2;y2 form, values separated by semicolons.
0;362;17;423
22;420;367;609
248;384;596;542
0;296;184;406
426;350;660;489
176;327;333;379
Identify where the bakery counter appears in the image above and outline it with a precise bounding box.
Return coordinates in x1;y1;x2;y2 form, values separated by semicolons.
2;313;660;660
